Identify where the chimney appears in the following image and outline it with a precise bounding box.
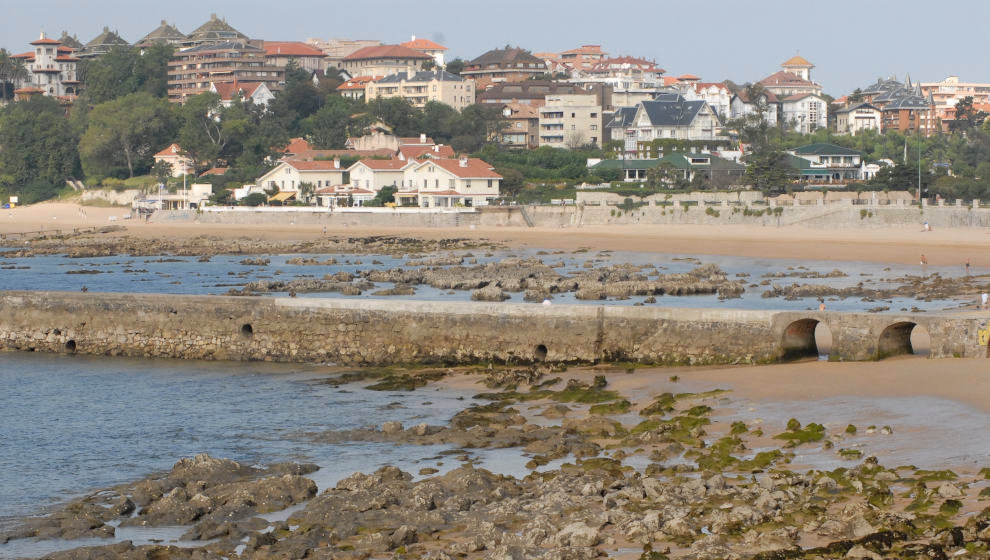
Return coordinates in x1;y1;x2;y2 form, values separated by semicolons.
433;145;439;152
420;133;426;143
333;158;340;169
411;35;416;42
459;157;468;167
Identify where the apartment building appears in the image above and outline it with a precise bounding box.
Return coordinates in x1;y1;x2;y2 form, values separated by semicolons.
920;76;990;126
305;38;382;72
365;70;474;109
135;20;187;48
538;93;604;148
341;45;432;78
462;47;547;89
400;36;448;68
263;41;327;73
500;103;540;149
76;26;129;58
167;41;284;103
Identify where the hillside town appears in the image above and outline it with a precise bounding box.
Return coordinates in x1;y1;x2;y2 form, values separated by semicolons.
2;14;990;210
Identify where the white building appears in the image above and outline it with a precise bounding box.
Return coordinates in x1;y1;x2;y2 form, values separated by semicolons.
681;82;732;122
255;159;348;193
12;32;81;99
153;144;196;177
780;93;828;133
405;158;501;207
347;159;415;192
608;94;723;152
538;93;604;148
834;102;881;135
729;90;779;125
210;80;275;107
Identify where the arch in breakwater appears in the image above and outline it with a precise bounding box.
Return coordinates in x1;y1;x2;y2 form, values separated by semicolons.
779;318;832;360
877;321;931;358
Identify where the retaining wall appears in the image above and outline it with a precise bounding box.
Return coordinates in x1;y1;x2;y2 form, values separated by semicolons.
0;292;985;365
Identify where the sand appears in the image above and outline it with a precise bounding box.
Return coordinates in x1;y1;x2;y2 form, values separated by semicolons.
3;201;989;267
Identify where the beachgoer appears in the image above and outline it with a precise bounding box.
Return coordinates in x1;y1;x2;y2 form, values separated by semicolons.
983;292;988;310
922;221;929;231
966;259;971;276
920;254;928;266
819;301;826;312
542;299;552;306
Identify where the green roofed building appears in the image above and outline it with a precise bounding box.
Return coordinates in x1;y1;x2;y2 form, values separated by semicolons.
77;26;129;58
590;153;745;186
786;143;864;183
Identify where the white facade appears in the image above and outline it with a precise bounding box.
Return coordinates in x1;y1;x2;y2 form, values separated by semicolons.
256;160;348;193
406;159;501;207
730;94;779;126
681;83;732;121
15;33;81;98
347;160;414;191
835;103;881;135
630;100;722;141
781;94;828;133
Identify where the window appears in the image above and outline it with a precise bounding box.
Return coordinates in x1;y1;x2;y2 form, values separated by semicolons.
466;180;471;188
571;112;576;118
590;112;597;118
487;180;493;188
435;179;439;187
590;124;597;130
449;179;454;188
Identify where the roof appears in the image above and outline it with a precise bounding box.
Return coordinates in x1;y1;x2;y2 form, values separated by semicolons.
834;102;879;114
180;41;263;54
590;56;665;74
199;167;228;177
188;13;246;43
264;41;326;57
400;38;448;51
337;75;381;91
590;153;745;171
791;143;862;156
639;99;708;127
343;44;431;61
560;45;604;56
606;106;638;129
759;71;818;88
733;89;778;104
83;26;129;49
154;143;185;158
678;74;700;80
692;82;730;93
58;32;83;49
31;34;62;46
286;160;347;171
781;92;824;102
477;80;582;101
374;70;463;84
428;158;502;179
284;138;313;153
399;136;435;145
211;81;265;100
468;47;544;68
269;191;296;202
288;149;395;160
502;103;540;119
399;145;456;160
351;159;412;170
782;55;813;67
137;20;186;45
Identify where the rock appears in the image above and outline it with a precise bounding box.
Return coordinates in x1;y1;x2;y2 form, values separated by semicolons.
845;544;883;559
390;524;417;548
555;521;600;547
937;482;963;498
382;421;404;434
663;516;695;537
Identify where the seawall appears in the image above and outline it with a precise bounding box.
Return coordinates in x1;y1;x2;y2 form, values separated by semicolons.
1;292;986;365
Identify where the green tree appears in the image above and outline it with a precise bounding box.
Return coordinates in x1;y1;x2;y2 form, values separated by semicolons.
240;192;267;206
0;50;28;101
646;162;680;188
744;150;793;193
79;92;177;178
301;95;355;149
151;160;173;183
81;45;173;103
0;96;81;202
368;185;397;206
366;97;421;137
177;92;227;168
445;58;465;75
496;167;524;197
269;60;323;135
848;88;864;103
949;96;987;134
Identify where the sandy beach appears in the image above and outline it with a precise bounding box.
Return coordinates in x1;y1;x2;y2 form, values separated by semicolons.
3;201;990;267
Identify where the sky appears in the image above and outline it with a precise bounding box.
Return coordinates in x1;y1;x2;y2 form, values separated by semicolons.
2;0;987;95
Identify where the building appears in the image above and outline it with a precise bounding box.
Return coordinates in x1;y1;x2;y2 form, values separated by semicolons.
398;143;456;161
263;41;327;74
882;93;937;136
499;103;540;149
758;55;823;98
364;70;474;109
476;80;584;106
556;45;607;74
153;144;195;177
10;33;81;100
400;36;448;68
305;38;382;72
184;14;248;48
405;158;501;207
336;75;379;100
538;93;605;148
588;153;746;185
341;45;432;78
835;102;881;135
256;159;349;194
136;20;187;48
57;31;83;50
577;55;666;106
462;47;547;89
76;26;129;58
787;143;864;182
780;93;828;133
919;76;990;126
209;80;275;107
345;132;435;152
168;42;284;103
608;95;723;155
681;82;732;121
347;158;415;192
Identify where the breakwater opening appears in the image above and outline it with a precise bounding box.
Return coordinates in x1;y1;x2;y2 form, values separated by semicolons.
0;291;985;364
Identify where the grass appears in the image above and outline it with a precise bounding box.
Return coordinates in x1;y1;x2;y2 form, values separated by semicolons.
773;420;826;447
589;399;631;415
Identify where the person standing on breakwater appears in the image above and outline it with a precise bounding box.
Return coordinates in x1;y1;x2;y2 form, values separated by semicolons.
966;259;971;276
982;292;988;310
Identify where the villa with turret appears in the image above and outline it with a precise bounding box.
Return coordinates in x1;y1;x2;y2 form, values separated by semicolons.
11;32;81;101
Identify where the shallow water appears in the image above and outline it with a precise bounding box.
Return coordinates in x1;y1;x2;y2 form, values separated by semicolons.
0;248;971;313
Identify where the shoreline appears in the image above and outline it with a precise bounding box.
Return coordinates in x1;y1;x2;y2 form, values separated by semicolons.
4;201;990;266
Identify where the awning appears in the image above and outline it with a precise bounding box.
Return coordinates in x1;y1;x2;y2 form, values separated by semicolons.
268;191;296;202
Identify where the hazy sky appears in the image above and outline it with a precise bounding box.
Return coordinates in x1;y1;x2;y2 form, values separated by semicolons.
2;0;986;95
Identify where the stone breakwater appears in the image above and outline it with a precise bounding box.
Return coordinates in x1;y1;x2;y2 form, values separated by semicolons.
1;291;987;364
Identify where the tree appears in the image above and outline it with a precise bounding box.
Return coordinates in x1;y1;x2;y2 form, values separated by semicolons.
301;95;355;149
744;150;794;193
81;45;173;104
950;96;987;134
366;97;421;137
298;181;316;203
79;92;177;178
848;88;864;103
269;60;323;135
151;160;173;184
445;58;465;75
177;92;227;168
368;185;397;206
496;167;524;197
646;162;680;188
0;96;81;202
0;50;28;101
240;192;267;206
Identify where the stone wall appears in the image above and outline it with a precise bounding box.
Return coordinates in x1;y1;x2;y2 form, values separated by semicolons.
0;292;985;365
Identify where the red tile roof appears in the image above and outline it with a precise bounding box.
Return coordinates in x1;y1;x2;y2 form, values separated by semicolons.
264;41;326;58
154;143;185;157
286;160;347;171
343;45;431;61
199;167;228;177
288;149;395;160
212;81;264;100
337;75;381;90
398;136;435;145
353;158;412;170
31;37;62;45
284;137;313;153
428;158;502;179
678;73;701;81
11;51;34;60
400;38;448;51
560;45;604;56
400;145;455;160
759;70;817;88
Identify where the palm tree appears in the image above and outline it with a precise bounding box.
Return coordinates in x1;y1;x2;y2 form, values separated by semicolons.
0;50;29;101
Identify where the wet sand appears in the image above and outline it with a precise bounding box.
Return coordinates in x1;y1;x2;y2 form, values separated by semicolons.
4;202;990;267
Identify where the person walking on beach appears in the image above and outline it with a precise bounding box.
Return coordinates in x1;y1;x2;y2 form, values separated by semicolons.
920;254;928;277
983;292;988;310
966;259;971;276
